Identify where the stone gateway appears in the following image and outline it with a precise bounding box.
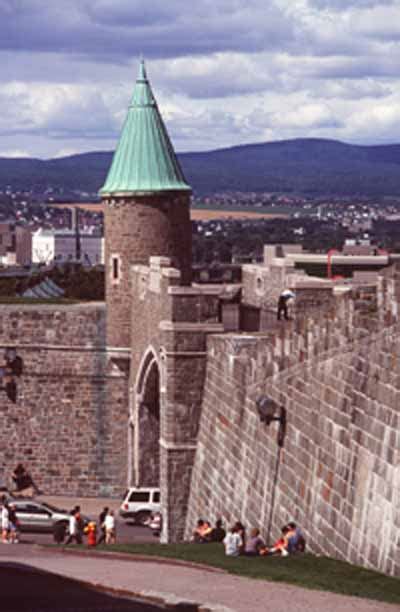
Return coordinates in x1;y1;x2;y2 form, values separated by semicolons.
0;62;399;576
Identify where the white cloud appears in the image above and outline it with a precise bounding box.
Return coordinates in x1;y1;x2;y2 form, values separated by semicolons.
1;0;400;156
0;149;31;158
352;5;400;40
0;81;119;139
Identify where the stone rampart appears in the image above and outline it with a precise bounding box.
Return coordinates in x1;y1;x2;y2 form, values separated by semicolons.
0;303;128;498
187;290;400;576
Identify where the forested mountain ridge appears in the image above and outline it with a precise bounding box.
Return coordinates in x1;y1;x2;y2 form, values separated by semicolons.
2;138;400;196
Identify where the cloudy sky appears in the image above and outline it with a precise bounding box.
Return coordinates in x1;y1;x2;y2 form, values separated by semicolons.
0;0;400;158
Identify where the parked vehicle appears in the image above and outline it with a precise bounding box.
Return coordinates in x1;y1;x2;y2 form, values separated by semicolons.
119;487;160;525
2;499;88;534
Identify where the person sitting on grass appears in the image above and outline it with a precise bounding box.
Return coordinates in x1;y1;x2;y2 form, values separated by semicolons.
191;519;213;543
286;522;306;553
210;518;226;542
223;524;243;557
234;521;246;551
244;527;265;556
261;525;290;557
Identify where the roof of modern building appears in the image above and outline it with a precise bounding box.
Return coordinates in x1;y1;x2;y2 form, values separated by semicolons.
100;60;191;196
21;277;65;299
33;228;102;238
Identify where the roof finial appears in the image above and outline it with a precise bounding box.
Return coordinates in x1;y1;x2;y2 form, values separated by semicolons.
138;56;147;82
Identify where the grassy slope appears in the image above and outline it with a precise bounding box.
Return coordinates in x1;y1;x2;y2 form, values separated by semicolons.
83;543;400;605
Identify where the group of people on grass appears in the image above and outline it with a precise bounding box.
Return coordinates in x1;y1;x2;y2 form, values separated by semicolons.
191;519;226;543
192;519;305;558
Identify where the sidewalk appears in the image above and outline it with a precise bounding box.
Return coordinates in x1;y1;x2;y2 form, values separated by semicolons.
1;545;398;612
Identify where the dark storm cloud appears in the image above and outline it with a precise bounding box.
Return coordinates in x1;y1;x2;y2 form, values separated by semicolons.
0;0;295;60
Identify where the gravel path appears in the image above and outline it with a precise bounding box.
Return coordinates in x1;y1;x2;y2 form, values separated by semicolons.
1;544;399;612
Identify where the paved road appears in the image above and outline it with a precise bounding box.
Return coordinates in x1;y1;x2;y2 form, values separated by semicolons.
1;564;169;612
0;542;398;612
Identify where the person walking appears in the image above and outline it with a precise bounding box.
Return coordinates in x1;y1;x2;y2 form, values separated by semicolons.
65;509;79;545
104;510;116;544
8;504;20;543
74;505;84;544
1;502;9;543
97;506;109;545
277;290;296;321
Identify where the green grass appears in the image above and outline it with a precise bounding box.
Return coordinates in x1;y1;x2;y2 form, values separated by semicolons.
71;542;400;605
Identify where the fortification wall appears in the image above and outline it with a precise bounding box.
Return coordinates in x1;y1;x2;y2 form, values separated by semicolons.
130;258;225;540
187;291;400;576
0;303;129;497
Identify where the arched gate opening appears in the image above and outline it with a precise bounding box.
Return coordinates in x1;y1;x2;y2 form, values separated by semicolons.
132;350;160;487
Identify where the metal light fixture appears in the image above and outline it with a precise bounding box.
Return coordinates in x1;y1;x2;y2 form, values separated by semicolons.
256;396;287;447
0;347;23;403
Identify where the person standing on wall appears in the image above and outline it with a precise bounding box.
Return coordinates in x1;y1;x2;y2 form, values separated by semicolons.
277;290;296;321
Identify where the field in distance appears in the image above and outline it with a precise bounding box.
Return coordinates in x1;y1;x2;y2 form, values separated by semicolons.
50;202;290;220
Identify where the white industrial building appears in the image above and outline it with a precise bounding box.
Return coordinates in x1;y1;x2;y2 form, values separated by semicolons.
32;228;104;265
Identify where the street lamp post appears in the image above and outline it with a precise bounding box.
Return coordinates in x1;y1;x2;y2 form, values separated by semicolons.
256;396;287;543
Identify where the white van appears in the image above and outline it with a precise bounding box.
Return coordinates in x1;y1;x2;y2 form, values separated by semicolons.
119;487;160;525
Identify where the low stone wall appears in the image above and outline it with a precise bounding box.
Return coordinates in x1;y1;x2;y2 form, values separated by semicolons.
0;303;106;347
0;303;128;498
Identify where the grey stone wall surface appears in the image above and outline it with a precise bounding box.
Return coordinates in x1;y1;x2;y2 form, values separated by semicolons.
104;193;192;348
186;291;400;576
0;303;128;498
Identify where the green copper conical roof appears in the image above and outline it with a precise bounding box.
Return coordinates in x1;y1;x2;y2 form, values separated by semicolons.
100;61;191;195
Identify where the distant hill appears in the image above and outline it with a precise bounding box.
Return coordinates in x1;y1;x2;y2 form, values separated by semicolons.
2;138;400;196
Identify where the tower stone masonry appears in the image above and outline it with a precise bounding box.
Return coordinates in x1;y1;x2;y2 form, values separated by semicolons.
101;61;192;349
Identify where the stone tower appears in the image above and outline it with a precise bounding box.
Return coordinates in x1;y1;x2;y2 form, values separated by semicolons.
101;61;192;349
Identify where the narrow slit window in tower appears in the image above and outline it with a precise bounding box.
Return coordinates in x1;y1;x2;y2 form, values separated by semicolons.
112;255;120;282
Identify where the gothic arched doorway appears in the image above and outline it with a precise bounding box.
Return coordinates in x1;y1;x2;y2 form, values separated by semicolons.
132;350;160;487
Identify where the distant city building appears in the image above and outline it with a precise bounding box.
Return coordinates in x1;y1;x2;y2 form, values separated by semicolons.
31;228;104;265
0;222;31;266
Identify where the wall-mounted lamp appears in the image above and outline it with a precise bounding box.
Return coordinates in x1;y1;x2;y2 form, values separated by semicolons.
256;396;287;447
0;347;23;403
